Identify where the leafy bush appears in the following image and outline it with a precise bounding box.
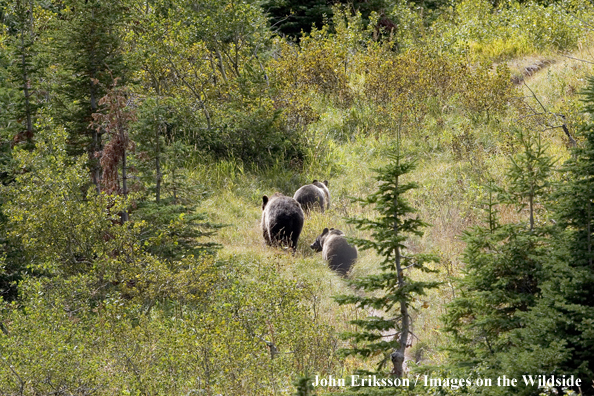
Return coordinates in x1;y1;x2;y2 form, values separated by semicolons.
432;0;594;61
0;256;339;395
213;103;306;169
363;46;513;132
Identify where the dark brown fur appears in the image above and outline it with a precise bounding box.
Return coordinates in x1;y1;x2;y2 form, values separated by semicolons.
261;193;304;251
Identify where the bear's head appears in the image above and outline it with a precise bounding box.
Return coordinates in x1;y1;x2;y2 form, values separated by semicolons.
310;228;329;251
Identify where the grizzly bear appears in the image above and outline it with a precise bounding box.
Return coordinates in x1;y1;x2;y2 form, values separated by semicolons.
261;193;304;251
310;228;357;276
293;180;330;213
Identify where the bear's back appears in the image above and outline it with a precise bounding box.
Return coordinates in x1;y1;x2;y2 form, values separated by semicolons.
261;193;304;251
323;233;357;275
266;194;304;224
293;184;326;212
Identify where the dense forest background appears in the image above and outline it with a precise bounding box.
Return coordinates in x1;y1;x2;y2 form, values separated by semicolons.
1;0;594;394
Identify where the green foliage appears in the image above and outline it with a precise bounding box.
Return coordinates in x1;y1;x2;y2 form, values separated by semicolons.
128;0;305;168
499;76;594;393
335;148;439;376
363;47;513;129
295;375;317;396
134;200;221;261
499;128;556;230
0;256;338;394
442;113;580;395
443;120;559;393
269;9;366;126
388;0;426;49
265;0;332;38
52;0;129;158
132;97;208;201
1;0;40;144
1;0;593;391
1;115;220;300
0;197;24;302
0;115;341;394
432;0;594;61
213;103;305;168
444;220;549;383
3;119;109;276
270;10;513;143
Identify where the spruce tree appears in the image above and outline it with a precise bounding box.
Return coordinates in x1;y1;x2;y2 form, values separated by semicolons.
444;128;556;394
52;0;129;189
444;197;548;388
503;78;594;395
335;148;439;379
501;128;555;231
7;0;37;143
0;0;50;156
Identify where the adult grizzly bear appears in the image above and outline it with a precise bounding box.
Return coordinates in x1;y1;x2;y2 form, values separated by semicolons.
293;180;330;213
261;193;304;251
310;228;357;276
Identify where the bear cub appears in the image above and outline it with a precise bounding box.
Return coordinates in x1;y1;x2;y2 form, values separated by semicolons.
261;193;304;251
310;228;357;276
293;180;330;213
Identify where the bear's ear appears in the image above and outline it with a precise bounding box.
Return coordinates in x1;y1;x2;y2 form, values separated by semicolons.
312;179;318;184
323;180;328;187
262;195;269;209
322;227;329;235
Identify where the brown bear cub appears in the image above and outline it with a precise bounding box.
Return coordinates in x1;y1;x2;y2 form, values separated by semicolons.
261;193;304;252
310;228;357;276
293;180;330;213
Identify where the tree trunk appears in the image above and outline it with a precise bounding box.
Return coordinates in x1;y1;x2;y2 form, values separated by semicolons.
587;202;592;267
20;28;32;138
155;124;162;203
17;0;33;141
391;175;408;377
529;194;534;231
121;147;129;222
90;8;101;193
208;55;218;87
392;243;409;377
214;47;228;84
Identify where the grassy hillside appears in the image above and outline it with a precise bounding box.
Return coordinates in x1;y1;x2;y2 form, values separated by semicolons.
196;41;594;383
2;0;594;394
